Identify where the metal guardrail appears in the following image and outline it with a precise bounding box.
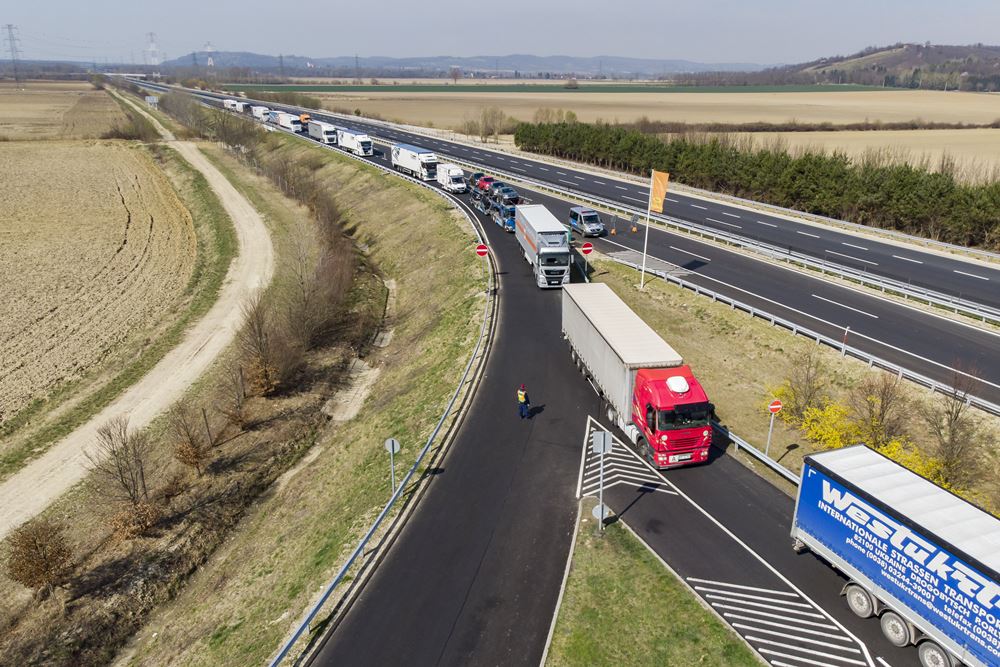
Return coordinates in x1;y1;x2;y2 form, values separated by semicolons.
608;254;1000;420
714;423;802;486
185;106;500;666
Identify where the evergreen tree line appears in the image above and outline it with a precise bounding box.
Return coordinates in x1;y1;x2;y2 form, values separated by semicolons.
514;122;1000;248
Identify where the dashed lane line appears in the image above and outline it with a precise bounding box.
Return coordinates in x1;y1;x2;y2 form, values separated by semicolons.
722;212;741;219
841;242;868;251
797;230;821;238
811;294;879;319
757;220;778;227
891;254;922;264
954;269;990;281
708;217;742;229
827;249;878;266
691;203;708;210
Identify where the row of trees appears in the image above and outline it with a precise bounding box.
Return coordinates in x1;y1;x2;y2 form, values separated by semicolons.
514;121;1000;248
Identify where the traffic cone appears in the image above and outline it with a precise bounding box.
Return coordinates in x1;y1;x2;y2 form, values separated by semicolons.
610;228;616;235
631;225;638;232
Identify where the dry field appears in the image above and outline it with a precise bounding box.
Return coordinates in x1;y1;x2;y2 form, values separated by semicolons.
0;141;196;434
0;81;127;139
733;128;1000;181
319;89;1000;126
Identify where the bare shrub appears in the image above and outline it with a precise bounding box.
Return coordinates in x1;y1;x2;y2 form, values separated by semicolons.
239;294;280;395
108;502;161;541
217;361;248;428
449;66;461;83
87;416;152;507
5;519;72;594
922;368;993;490
479;106;505;143
784;348;828;421
848;373;908;449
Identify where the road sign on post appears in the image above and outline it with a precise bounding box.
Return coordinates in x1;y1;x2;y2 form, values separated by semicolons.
384;438;401;494
765;401;782;457
580;242;593;255
475;243;488;257
591;430;613;530
580;241;593;280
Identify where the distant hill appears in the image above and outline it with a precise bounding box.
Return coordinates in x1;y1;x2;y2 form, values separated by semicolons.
160;51;763;77
675;43;1000;91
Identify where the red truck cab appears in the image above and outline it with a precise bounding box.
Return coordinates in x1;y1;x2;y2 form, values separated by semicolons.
631;366;713;468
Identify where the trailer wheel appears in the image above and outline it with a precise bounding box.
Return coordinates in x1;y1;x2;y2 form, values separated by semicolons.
879;610;910;647
844;584;875;619
917;640;952;667
606;405;617;424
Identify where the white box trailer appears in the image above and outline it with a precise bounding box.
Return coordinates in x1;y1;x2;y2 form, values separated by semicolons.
792;446;1000;667
222;98;238;110
277;112;302;132
337;128;373;156
251;105;270;121
562;283;683;433
233;101;249;113
514;204;571;288
436;164;466;192
391;143;438;181
308;120;339;144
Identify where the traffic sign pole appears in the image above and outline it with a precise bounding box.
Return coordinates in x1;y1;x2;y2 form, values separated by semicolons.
591;430;613;530
580;242;593;281
765;400;782;458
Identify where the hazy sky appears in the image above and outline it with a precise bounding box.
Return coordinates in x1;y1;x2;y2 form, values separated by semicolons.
6;0;1000;65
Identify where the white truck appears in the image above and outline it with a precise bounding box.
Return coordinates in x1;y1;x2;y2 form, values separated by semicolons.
792;445;1000;667
337;128;373;156
251;105;270;121
436;164;466;193
308;120;339;145
233;101;249;113
277;112;302;132
391;143;438;181
222;98;239;110
514;204;571;288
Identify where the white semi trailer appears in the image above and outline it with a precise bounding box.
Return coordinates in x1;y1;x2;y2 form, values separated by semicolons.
276;112;302;132
222;98;239;110
514;204;571;288
793;446;1000;667
337;128;373;156
251;105;270;121
308;120;339;145
391;143;438;181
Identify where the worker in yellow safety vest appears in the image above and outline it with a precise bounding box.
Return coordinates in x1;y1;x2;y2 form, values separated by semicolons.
517;384;531;419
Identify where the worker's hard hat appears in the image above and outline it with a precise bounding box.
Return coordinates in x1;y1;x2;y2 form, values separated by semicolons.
520;384;526;389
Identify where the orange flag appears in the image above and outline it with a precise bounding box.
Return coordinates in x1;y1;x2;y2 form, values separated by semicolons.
650;170;670;213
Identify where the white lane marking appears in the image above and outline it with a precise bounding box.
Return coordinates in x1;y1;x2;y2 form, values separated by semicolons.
841;242;868;251
694;587;814;608
875;659;893;667
954;269;990;281
705;595;826;619
707;217;742;229
725;614;851;640
622;196;647;203
687;578;800;598
753;640;867;665
615;185;628;190
496;156;505;161
812;294;879;319
559;179;576;185
891;254;922;264
557;171;567;175
460;148;470;152
594;180;605;185
665;197;679;203
510;167;526;173
757;220;778;228
539;166;549;171
827;250;878;266
670;245;712;262
722;212;741;219
690;203;708;210
715;605;839;630
797;230;821;238
734;625;861;652
574;175;586;180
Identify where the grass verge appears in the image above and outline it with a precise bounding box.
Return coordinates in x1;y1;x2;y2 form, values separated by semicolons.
546;499;760;666
0;143;236;479
113;133;483;665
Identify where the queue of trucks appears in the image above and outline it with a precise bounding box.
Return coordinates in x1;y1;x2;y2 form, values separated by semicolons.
218;91;999;666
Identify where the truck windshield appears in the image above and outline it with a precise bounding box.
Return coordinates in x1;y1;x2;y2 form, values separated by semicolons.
361;141;372;152
658;402;712;430
451;177;464;184
540;253;570;266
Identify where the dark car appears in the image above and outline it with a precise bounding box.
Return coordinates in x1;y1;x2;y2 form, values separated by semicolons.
468;171;484;191
488;181;507;197
498;186;519;204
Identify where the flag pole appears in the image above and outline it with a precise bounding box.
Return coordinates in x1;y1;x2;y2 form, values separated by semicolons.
640;170;653;289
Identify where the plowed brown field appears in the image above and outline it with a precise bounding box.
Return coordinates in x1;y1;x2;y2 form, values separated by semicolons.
0;81;126;139
0;141;196;428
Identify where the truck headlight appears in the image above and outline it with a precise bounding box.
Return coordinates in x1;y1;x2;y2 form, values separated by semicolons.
703;430;710;437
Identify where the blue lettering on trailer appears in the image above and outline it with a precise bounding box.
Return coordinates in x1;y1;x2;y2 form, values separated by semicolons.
797;464;1000;665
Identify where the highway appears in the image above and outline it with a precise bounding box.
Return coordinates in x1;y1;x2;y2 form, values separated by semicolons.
167;84;1000;310
133;82;982;666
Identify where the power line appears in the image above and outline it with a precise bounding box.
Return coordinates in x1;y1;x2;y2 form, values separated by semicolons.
4;24;21;84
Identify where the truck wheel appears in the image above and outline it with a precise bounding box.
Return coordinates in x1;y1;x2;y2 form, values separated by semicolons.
879;610;910;647
917;640;952;667
844;584;875;618
637;438;652;464
606;405;617;424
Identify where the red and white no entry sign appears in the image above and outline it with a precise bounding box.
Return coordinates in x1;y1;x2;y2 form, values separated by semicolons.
581;242;594;255
768;400;783;414
475;243;488;257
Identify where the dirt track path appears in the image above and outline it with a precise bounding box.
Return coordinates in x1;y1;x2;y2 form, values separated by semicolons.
0;96;275;539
